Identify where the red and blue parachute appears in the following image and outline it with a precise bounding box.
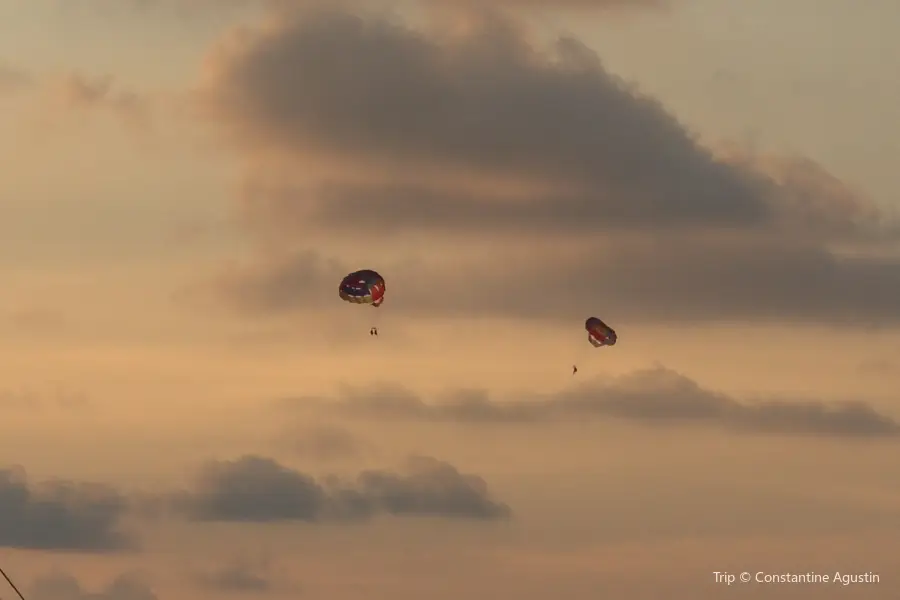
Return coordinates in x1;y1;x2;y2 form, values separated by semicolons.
573;316;616;374
585;317;616;347
339;269;386;307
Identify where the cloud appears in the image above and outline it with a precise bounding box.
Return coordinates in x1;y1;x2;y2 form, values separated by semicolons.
0;61;32;93
0;466;133;551
201;8;890;239
188;553;305;596
0;385;91;412
282;424;373;460
202;8;768;229
164;454;510;522
213;250;341;316
307;366;900;438
6;307;69;333
257;155;891;242
30;572;156;600
50;74;151;126
9;71;158;140
446;0;665;6
192;555;275;594
858;357;898;376
196;7;900;327
213;240;900;325
93;0;666;16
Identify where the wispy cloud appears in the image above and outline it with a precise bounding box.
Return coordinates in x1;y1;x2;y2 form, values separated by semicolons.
191;554;279;594
30;572;156;600
0;385;91;412
279;424;374;461
0;61;32;93
85;0;667;17
50;73;153;127
288;366;900;438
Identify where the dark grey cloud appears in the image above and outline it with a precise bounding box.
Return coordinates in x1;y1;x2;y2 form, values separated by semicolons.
170;455;326;522
215;240;900;325
205;8;772;231
203;7;891;239
309;366;900;438
0;466;133;551
165;454;510;522
200;7;900;327
31;572;156;600
243;158;894;243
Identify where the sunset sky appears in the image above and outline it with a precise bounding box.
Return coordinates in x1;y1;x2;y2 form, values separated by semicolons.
1;0;899;598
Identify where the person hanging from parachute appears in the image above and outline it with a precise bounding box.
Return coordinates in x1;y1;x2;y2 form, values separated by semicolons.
339;269;386;336
574;316;617;374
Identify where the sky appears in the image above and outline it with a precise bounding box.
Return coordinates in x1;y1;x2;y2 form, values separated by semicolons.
1;0;899;598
